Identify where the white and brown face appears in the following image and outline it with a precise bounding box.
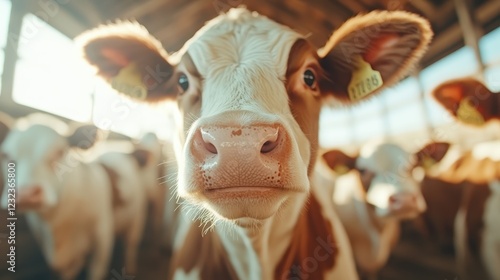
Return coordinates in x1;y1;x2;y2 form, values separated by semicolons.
77;8;432;222
323;143;427;220
0;122;99;213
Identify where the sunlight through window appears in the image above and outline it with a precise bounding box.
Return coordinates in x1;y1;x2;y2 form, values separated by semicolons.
0;0;12;96
92;80;177;141
12;14;93;122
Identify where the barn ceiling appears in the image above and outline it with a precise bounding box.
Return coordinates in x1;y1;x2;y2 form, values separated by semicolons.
46;0;500;70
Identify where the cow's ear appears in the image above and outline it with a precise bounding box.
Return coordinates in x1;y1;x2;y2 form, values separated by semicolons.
415;142;450;168
322;150;357;175
432;79;494;126
67;125;100;150
75;21;178;102
318;11;432;103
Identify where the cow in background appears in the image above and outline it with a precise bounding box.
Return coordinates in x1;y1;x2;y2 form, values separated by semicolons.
132;132;167;244
432;78;500;126
318;143;426;277
0;114;114;280
76;7;432;279
413;141;500;280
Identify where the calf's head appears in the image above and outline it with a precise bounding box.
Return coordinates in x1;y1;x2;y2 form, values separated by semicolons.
0;117;99;213
77;8;432;223
433;78;500;126
322;143;426;219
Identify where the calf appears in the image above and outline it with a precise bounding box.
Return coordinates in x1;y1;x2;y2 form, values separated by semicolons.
432;78;500;126
132;133;167;244
77;8;432;279
96;149;148;275
318;143;426;275
414;141;500;280
0;116;114;280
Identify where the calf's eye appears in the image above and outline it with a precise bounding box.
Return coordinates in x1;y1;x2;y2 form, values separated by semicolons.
303;69;316;88
178;74;189;92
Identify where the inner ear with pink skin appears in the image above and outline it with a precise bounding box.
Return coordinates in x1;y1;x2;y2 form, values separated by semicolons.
415;142;451;166
318;10;433;102
322;150;358;174
75;22;178;102
432;78;499;123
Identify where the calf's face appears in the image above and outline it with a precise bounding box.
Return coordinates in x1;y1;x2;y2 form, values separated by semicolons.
77;8;432;222
0;122;99;212
323;143;426;219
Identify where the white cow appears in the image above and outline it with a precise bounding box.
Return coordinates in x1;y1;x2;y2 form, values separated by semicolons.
318;143;426;276
0;116;114;280
77;8;432;279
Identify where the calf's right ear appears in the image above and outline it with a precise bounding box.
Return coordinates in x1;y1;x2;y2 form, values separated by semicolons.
322;150;357;175
414;142;450;169
75;21;178;102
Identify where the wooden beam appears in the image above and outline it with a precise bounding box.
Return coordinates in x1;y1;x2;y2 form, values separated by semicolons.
453;0;485;74
421;0;500;67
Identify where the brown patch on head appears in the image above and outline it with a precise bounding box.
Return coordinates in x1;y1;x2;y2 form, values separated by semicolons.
168;221;238;279
432;78;498;124
275;194;337;280
286;39;324;175
99;163;123;207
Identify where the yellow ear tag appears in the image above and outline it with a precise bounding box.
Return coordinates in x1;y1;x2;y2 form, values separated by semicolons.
457;97;485;125
422;156;436;170
111;63;148;100
348;55;383;101
333;164;350;175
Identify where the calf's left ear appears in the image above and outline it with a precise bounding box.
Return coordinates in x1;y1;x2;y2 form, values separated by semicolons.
318;10;433;103
322;150;357;175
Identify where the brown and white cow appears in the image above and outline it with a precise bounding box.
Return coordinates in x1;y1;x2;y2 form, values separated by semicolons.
76;8;432;279
432;78;500;126
414;141;500;280
318;143;426;275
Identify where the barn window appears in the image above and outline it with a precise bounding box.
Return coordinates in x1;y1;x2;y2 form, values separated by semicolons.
91;79;177;141
12;13;94;122
0;0;12;96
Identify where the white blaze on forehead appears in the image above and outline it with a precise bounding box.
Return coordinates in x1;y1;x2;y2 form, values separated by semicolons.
356;143;419;211
357;142;414;174
185;8;302;116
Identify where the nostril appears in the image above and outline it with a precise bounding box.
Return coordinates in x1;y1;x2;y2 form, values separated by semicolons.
260;128;280;154
261;140;279;153
200;129;218;154
204;141;218;154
